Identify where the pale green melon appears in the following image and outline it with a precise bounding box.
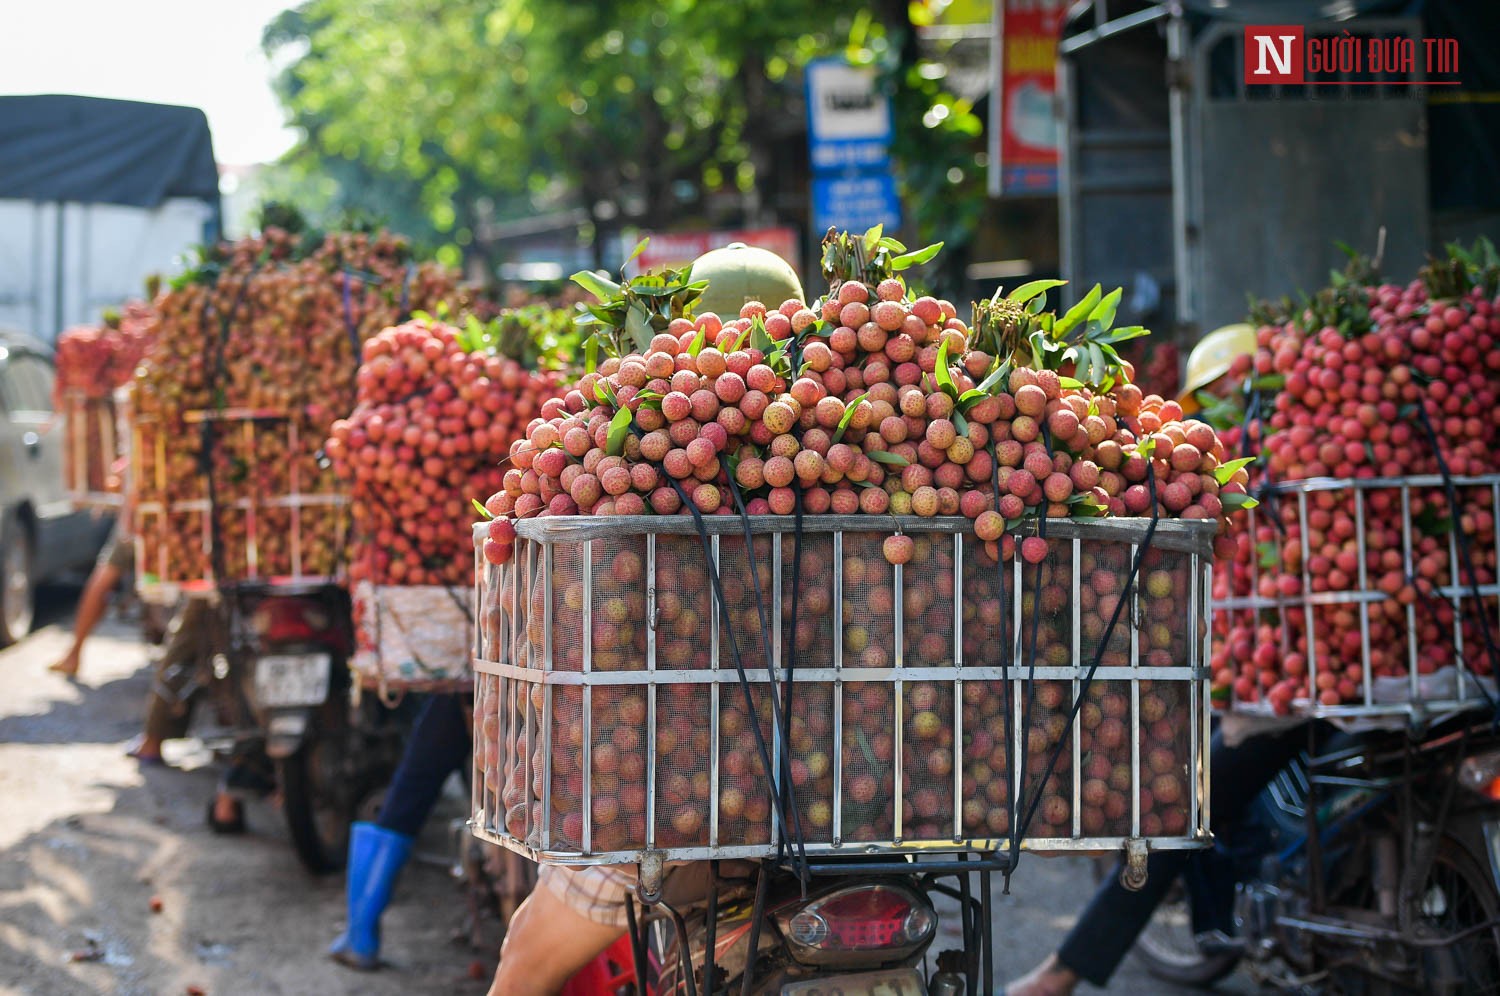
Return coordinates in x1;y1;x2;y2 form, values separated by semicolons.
689;242;805;319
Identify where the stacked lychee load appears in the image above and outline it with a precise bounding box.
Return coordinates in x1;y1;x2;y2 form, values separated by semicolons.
1214;243;1500;713
473;231;1239;857
330;315;569;692
129;228;467;586
54;300;157;502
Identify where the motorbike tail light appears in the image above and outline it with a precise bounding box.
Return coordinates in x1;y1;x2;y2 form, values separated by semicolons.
782;885;935;955
1459;750;1500;800
252;599;332;644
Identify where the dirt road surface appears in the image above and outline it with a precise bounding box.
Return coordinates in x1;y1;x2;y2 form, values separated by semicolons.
0;585;1250;995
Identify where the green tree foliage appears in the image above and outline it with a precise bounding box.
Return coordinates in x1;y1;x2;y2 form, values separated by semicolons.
265;0;986;287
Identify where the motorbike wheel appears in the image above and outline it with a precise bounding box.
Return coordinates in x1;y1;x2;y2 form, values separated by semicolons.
1403;835;1500;995
1090;857;1241;988
279;735;353;875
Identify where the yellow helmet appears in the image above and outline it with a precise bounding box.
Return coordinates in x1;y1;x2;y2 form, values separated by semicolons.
1178;323;1257;414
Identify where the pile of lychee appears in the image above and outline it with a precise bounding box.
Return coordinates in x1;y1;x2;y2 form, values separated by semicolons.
1215;246;1500;711
329;317;565;587
480;276;1245;571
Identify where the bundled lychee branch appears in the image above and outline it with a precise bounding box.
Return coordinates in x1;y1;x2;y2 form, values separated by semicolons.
571;239;709;370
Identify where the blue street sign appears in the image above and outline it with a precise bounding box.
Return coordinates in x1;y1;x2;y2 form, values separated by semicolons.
811;173;902;235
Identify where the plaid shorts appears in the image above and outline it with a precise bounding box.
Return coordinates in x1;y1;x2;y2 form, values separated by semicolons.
538;864;638;929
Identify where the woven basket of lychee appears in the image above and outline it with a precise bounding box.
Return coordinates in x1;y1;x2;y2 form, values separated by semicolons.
1212;241;1500;720
464;229;1249;864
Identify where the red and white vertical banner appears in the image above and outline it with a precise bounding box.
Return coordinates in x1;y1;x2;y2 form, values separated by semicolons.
990;0;1069;195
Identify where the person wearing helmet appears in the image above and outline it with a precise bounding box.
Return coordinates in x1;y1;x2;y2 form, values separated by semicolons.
1004;327;1335;996
1177;323;1257;419
485;243;802;995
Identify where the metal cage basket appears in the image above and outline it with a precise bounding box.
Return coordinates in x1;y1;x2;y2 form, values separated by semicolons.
1216;474;1500;723
131;406;349;601
471;514;1215;867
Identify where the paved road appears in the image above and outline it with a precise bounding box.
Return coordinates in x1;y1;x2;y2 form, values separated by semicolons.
0;585;1256;994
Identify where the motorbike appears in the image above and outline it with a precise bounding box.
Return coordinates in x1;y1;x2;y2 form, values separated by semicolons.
1119;713;1500;993
200;580;410;873
555;854;994;996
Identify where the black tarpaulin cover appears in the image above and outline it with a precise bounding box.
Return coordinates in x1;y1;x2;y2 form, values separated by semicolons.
0;95;220;208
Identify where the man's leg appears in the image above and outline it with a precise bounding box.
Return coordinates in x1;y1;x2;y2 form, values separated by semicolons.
377;694;470;837
489;866;631;996
51;534;130;675
1008;724;1312;994
130;598;210;761
330;694;471;969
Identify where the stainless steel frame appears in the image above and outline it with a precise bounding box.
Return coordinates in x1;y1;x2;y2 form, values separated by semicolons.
1219;474;1500;723
471;515;1216;867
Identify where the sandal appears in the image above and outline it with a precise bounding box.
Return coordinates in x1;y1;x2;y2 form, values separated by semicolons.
125;739;165;766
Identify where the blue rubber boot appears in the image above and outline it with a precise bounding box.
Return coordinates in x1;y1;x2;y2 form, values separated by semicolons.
329;822;414;970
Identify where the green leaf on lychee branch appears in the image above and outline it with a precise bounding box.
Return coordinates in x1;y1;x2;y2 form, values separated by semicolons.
1089;286;1123;330
1006;278;1067;307
687;325;707;358
624;237;650;268
862;224;884;257
889;242;944;272
831;392;870;444
1214;457;1256;485
605;408;633;458
1059;376;1085;390
1053;284;1101;337
1028;329;1049;369
571;269;621;303
1137;436;1157;460
934;340;958;399
593;379;619;408
959;359;1012;413
1221;491;1260;512
868;450;910;467
749;315;773;354
1069;494;1108;518
1257;541;1279;570
951;409;969;437
471;498;493;520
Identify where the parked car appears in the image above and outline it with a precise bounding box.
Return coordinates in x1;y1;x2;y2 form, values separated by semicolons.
0;327;113;646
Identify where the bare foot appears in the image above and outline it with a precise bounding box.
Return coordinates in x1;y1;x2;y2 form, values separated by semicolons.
48;658;79;677
1005;953;1079;996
